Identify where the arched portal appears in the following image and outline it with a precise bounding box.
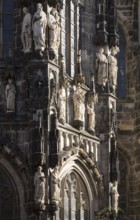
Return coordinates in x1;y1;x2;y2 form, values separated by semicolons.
0;156;27;220
0;164;19;220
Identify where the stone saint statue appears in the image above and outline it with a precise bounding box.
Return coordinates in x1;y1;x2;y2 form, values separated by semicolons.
110;181;119;213
59;86;66;124
32;3;47;56
108;46;119;91
96;47;108;88
34;166;45;204
21;7;32;53
48;7;60;59
50;166;60;201
87;102;95;133
5;78;16;112
73;84;86;122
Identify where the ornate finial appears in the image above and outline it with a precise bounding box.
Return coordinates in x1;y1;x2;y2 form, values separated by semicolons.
74;50;85;85
59;54;67;87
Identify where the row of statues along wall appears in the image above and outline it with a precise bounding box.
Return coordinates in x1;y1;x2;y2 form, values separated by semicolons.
4;75;96;134
4;45;119;118
96;46;119;93
59;83;98;133
21;3;60;57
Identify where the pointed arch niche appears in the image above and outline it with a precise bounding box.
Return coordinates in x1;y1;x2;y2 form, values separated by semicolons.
117;143;131;219
117;25;127;98
0;156;27;220
59;158;98;220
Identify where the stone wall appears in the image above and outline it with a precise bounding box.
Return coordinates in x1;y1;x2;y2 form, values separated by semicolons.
116;0;140;219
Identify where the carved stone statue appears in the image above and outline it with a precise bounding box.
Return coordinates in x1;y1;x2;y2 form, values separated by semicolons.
73;84;86;122
21;7;32;53
34;166;45;204
87;102;95;133
59;86;66;124
48;6;60;60
96;47;108;88
32;3;47;56
110;181;119;213
108;46;119;91
50;166;60;201
5;78;16;112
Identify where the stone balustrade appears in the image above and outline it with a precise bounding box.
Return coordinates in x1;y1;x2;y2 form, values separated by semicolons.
58;123;100;163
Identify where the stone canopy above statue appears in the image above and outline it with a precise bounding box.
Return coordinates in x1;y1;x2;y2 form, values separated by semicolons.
21;0;63;9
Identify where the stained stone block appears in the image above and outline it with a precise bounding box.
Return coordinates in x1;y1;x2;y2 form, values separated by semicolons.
118;121;134;131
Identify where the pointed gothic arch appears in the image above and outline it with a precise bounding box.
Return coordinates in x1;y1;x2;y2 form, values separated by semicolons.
0;145;28;220
117;142;131;219
59;156;99;220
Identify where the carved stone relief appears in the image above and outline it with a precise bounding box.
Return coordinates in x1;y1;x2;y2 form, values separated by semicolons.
50;166;60;202
21;7;32;53
59;86;66;124
108;46;119;93
110;181;119;213
73;84;86;128
96;47;108;91
21;3;61;59
87;102;95;134
32;3;47;56
34;166;45;205
5;77;16;112
48;6;61;61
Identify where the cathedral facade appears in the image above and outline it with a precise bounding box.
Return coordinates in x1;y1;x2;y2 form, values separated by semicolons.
0;0;139;219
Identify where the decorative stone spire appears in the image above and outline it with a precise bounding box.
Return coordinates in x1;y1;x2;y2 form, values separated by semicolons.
108;0;119;47
95;0;108;45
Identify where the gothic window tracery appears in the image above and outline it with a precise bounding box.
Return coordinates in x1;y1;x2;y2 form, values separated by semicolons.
61;0;80;77
0;0;14;58
117;26;126;97
60;172;90;220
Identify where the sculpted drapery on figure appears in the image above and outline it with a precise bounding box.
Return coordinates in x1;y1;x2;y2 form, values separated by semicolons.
21;7;32;53
96;47;108;88
48;6;61;58
5;78;16;112
34;166;45;204
73;84;86;123
59;85;66;124
87;103;95;133
50;166;60;201
108;46;119;91
87;94;98;133
32;3;47;55
21;3;61;58
110;181;119;213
